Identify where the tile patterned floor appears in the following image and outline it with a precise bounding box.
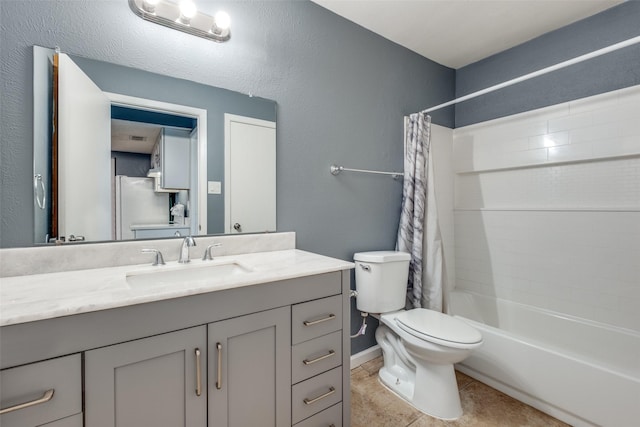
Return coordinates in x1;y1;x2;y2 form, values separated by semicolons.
351;357;570;427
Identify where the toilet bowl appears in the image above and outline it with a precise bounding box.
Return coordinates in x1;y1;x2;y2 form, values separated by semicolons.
376;309;482;419
354;251;482;420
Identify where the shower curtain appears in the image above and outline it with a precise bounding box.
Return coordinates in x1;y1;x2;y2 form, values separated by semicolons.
396;113;445;311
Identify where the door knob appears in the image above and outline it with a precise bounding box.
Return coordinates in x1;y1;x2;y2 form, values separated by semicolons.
233;223;241;232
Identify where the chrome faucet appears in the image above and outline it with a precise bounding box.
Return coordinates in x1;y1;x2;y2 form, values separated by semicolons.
202;243;222;261
141;248;165;266
178;236;196;263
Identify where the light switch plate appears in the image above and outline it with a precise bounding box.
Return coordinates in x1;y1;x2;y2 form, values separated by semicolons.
208;181;221;194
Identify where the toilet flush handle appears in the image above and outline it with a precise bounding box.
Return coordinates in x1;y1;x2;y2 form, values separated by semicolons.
359;263;371;272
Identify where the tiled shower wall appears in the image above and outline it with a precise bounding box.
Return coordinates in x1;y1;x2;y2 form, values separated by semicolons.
452;85;640;331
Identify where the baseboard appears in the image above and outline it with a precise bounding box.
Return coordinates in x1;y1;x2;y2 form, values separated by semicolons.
350;344;381;369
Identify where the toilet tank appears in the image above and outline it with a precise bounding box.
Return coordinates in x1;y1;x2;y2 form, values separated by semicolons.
354;251;411;313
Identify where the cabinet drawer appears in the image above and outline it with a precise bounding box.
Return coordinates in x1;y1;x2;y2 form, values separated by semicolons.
0;354;82;427
292;366;342;424
292;295;342;344
293;402;342;427
292;330;342;384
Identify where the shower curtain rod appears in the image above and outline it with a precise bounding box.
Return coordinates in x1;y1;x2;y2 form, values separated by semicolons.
421;35;640;114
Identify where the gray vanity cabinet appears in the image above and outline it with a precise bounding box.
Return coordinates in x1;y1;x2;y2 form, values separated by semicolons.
207;307;291;427
1;270;352;427
84;307;291;427
84;326;207;427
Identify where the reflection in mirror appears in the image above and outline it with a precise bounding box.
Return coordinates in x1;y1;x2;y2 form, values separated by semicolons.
33;46;277;245
111;107;198;241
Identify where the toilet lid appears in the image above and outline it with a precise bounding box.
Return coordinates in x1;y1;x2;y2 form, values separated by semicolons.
395;309;482;345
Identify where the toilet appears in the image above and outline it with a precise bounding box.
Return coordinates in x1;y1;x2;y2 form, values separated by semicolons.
354;251;482;420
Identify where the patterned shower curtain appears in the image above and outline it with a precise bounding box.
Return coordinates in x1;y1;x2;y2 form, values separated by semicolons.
396;113;445;311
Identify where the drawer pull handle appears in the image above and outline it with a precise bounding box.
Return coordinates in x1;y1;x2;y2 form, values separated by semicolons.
303;386;335;405
0;389;54;415
195;348;202;396
216;342;223;390
303;350;336;365
303;314;336;327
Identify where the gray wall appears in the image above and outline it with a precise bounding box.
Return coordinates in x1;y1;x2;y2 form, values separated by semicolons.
0;0;454;353
455;1;640;127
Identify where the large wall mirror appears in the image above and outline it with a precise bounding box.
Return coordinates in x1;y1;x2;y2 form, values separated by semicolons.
33;46;277;245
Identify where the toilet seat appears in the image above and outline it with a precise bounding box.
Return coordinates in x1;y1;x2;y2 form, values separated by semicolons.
395;309;482;349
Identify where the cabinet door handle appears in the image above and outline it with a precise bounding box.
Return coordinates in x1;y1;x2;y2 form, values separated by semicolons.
216;342;223;390
303;350;336;365
303;314;336;327
0;389;54;415
195;348;202;396
303;386;335;405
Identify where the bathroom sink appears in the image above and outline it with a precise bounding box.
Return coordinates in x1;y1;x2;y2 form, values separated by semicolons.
126;261;253;287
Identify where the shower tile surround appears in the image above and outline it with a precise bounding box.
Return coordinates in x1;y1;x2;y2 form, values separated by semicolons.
452;84;640;331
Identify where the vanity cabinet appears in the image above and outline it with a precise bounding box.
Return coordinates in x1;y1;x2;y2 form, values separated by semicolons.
85;326;207;427
1;270;351;427
208;307;290;427
85;307;291;427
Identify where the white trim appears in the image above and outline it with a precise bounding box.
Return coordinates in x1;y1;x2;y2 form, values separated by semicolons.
350;344;382;370
105;92;208;235
223;114;277;234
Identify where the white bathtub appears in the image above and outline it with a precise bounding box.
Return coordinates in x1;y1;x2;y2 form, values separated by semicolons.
449;290;640;427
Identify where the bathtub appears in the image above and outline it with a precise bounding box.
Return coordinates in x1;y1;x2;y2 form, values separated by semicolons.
449;290;640;427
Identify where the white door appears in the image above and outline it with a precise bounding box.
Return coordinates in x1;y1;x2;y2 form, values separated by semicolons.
57;53;112;242
224;115;276;234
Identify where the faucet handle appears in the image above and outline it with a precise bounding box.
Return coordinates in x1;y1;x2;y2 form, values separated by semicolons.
202;243;222;261
142;248;165;266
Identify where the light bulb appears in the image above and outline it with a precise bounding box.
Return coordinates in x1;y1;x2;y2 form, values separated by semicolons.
142;0;159;13
178;0;197;24
214;11;230;30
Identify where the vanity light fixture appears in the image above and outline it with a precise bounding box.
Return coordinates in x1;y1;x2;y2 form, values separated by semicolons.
129;0;231;42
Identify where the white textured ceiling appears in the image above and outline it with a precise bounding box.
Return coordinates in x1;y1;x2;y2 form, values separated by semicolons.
312;0;624;69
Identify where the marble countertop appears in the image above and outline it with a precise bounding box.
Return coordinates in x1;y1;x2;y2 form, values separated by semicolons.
0;249;354;327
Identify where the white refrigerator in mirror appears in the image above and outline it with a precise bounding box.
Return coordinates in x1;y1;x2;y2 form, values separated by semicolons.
114;176;170;240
